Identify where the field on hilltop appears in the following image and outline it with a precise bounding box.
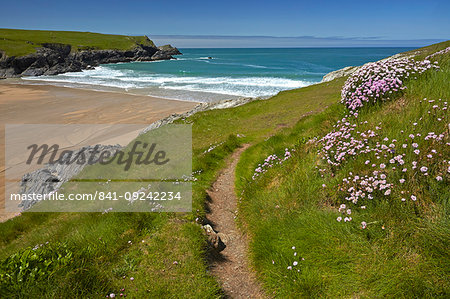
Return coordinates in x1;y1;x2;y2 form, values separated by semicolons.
0;28;156;57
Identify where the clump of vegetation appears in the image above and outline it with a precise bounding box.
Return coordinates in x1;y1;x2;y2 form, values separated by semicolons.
1;242;72;291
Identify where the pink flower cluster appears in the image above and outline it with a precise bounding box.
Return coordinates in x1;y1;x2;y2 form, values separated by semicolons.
310;47;449;228
425;46;450;60
285;246;305;271
252;148;293;180
317;113;379;167
331;99;448;224
341;57;438;110
336;203;353;222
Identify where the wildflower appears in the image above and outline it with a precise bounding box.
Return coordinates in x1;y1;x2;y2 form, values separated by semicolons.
380;163;386;169
293;261;298;266
130;277;134;281
292;246;296;250
337;217;342;222
420;166;428;172
414;149;420;155
110;294;116;299
361;222;367;229
399;179;405;183
401;198;406;202
436;176;443;181
411;195;417;201
287;266;292;270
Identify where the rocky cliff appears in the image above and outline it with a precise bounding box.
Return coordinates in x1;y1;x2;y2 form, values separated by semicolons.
0;42;181;78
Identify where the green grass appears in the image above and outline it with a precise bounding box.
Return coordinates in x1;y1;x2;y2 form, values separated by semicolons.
1;41;449;297
235;47;450;297
403;40;450;60
0;28;155;57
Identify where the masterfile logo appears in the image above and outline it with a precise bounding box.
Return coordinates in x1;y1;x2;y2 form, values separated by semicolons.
5;124;192;213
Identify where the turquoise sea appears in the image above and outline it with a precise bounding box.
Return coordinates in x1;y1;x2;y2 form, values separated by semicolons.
24;48;414;102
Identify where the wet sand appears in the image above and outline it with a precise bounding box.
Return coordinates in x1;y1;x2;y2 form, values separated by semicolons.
0;82;197;222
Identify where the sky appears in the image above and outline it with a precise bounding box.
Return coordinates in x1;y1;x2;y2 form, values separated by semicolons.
1;0;448;47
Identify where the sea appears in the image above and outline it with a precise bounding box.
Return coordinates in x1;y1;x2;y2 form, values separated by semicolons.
23;48;414;102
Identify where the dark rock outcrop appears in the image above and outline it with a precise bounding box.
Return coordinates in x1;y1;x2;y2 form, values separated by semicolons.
19;144;122;211
150;45;182;60
158;45;181;55
0;43;182;78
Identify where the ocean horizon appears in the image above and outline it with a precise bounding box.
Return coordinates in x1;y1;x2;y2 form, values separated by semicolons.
23;47;414;102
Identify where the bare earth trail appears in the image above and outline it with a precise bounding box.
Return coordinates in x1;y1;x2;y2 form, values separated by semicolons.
206;144;267;299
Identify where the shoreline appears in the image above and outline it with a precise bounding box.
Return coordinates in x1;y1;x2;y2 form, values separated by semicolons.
3;78;207;104
15;76;251;103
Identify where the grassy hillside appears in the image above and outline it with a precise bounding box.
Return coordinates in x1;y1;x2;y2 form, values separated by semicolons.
1;41;449;297
236;43;450;297
0;28;156;57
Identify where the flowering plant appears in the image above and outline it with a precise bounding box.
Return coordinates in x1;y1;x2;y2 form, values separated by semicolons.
341;58;438;110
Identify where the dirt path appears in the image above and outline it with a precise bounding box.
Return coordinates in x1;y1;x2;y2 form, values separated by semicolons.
206;144;266;298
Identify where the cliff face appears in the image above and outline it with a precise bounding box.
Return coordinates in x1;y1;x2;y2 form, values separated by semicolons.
0;43;181;78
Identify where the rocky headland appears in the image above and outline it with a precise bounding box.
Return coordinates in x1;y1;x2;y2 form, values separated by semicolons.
0;40;181;78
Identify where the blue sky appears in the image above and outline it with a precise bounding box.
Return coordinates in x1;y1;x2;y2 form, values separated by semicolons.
1;0;448;47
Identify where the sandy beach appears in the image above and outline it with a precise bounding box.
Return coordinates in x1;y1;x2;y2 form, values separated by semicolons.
0;81;197;222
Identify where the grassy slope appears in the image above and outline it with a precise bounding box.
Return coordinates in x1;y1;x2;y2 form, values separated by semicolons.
1;41;448;297
236;44;450;297
0;28;155;57
403;40;450;60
